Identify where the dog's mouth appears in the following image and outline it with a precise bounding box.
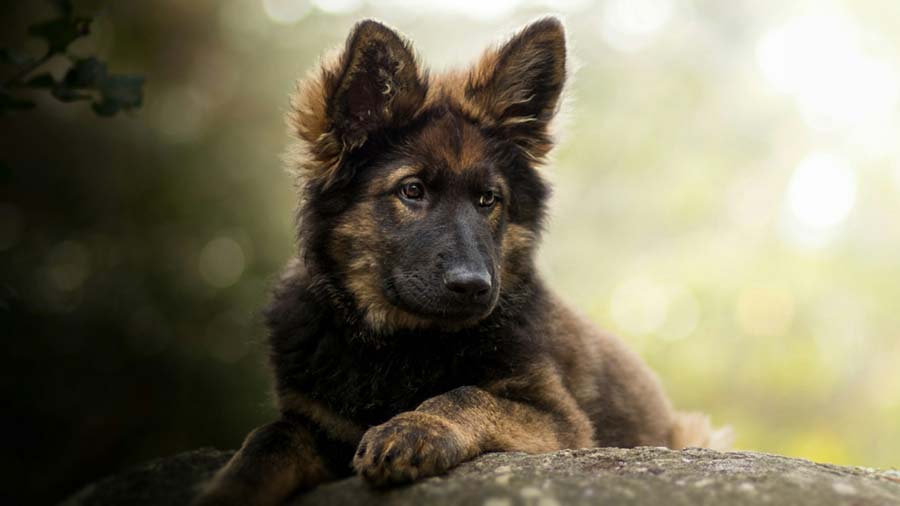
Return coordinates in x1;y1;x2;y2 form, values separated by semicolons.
383;272;499;325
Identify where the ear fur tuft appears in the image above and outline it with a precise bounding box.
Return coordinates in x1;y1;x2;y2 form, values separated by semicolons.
288;20;426;189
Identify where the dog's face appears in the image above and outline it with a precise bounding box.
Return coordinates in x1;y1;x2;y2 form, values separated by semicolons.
334;113;508;328
290;18;566;333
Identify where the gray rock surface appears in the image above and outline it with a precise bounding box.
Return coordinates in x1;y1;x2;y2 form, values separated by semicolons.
62;447;900;506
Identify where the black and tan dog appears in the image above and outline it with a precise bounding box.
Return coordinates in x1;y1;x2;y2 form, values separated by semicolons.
195;17;729;506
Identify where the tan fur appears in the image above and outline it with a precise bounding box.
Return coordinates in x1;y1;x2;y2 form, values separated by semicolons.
286;47;345;186
279;392;365;443
195;420;332;506
329;199;432;333
481;363;596;450
453;18;566;162
414;114;490;173
670;411;735;450
539;297;679;447
499;223;538;291
353;411;471;485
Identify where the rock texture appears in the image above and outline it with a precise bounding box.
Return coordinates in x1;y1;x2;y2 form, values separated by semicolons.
62;447;900;506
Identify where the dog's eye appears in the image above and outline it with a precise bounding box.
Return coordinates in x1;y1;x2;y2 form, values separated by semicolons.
399;181;425;201
478;190;497;207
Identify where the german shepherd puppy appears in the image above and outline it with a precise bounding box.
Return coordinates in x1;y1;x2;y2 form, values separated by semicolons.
195;17;728;506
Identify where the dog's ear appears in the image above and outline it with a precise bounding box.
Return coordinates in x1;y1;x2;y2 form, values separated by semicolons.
290;20;426;188
330;20;426;148
466;18;566;161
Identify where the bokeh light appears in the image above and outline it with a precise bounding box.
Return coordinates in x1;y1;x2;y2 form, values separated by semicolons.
311;0;363;15
610;276;670;336
198;237;247;288
600;0;673;51
262;0;311;24
756;13;900;132
45;240;92;293
735;283;795;338
784;152;857;240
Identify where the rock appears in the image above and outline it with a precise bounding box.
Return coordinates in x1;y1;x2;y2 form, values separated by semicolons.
62;447;900;506
60;448;232;506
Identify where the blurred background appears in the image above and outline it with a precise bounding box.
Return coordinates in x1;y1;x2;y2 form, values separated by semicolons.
2;0;899;503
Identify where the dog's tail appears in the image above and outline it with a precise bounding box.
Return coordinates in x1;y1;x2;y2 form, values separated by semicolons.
670;411;734;450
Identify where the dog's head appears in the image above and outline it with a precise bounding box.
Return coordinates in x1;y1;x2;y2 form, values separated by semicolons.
289;18;566;333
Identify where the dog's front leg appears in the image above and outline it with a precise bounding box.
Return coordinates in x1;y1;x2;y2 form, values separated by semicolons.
353;366;595;486
193;416;336;506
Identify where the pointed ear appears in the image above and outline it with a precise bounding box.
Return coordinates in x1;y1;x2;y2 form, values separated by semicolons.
466;18;567;160
290;20;426;187
330;20;426;148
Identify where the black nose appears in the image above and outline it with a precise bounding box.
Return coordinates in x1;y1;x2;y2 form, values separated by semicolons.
443;267;492;298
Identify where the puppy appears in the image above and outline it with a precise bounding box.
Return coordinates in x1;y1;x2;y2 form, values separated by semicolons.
195;17;728;506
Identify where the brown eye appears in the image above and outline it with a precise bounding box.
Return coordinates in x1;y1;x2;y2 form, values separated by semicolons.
399;181;425;201
479;190;497;207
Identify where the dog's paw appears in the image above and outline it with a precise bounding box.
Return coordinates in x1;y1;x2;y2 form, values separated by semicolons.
352;412;468;487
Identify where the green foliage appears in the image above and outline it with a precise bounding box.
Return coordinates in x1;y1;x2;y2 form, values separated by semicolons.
0;0;144;116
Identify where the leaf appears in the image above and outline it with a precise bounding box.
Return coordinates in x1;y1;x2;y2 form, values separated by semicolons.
53;58;101;102
62;57;107;88
51;0;75;18
55;57;145;115
28;15;91;55
5;7;145;117
98;74;145;111
91;99;119;117
26;73;56;88
51;86;92;103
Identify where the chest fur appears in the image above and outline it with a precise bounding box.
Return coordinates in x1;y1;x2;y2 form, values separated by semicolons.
272;325;519;426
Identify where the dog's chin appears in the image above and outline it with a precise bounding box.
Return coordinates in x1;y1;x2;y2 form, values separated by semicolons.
414;303;496;328
386;286;498;329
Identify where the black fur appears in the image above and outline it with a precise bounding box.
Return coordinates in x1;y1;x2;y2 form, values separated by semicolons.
265;247;548;425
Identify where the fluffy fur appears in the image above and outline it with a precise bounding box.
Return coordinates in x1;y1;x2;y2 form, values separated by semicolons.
194;17;730;506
